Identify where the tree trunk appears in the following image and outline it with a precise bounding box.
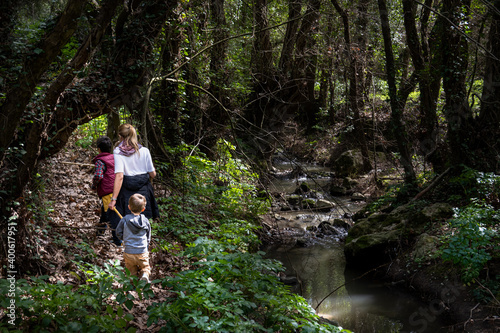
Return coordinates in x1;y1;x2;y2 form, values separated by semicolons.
402;0;443;171
377;0;416;183
278;0;302;75
440;0;473;167
201;0;230;158
293;0;320;133
477;1;500;171
330;0;372;172
0;0;88;162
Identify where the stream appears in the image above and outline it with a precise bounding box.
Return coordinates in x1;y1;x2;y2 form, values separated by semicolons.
262;160;446;333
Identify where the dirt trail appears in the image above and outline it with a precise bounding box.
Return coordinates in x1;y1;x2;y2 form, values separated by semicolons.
35;135;179;331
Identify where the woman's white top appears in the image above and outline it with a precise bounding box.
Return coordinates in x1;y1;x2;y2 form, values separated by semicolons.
113;146;155;176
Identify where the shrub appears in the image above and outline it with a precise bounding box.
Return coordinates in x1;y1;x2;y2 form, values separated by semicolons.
0;260;153;332
147;238;348;333
440;201;500;283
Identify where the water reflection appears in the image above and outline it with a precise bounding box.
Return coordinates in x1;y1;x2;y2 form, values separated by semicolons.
264;241;446;333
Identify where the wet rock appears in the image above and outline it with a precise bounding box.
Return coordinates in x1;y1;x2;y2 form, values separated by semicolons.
344;202;450;269
344;229;402;268
332;150;364;177
343;177;359;189
296;238;308;247
330;185;347;196
317;222;340;236
294;182;310;194
351;192;366;201
286;194;301;206
279;274;299;285
331;218;351;230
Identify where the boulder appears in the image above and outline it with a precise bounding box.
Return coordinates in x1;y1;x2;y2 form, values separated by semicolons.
422;202;454;221
343;176;359;189
332;150;364;177
351;192;366;201
344;202;454;269
413;233;440;260
317;221;341;236
330;185;347;196
315;199;336;211
344;229;402;267
286;194;301;206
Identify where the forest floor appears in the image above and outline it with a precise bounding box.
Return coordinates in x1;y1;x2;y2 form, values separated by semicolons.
33;134;186;332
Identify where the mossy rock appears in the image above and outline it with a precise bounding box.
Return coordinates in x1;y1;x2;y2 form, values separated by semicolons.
344;229;402;267
413;233;440;260
332;150;364;178
421;203;454;221
286;194;301;205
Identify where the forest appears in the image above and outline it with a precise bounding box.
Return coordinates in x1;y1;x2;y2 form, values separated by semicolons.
1;0;500;332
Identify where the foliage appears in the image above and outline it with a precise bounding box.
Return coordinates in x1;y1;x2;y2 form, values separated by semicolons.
155;140;269;249
74;115;109;149
440;201;500;283
0;260;153;332
147;237;348;333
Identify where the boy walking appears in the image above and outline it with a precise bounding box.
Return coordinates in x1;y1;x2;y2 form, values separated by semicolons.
91;136;115;236
116;193;152;282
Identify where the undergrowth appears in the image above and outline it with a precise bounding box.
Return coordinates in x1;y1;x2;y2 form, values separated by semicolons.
0;139;349;332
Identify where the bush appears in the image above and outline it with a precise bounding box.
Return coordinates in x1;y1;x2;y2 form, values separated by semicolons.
0;260;153;332
155;140;268;250
147;238;348;333
440;201;500;283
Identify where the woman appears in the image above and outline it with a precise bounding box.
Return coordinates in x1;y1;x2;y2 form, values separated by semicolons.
108;123;159;246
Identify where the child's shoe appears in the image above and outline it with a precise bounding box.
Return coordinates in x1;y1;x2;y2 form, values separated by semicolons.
140;273;150;283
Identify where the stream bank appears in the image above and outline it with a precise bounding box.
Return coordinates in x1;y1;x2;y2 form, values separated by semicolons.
261;157;500;333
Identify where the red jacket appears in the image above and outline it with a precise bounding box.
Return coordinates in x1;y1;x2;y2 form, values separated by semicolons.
93;152;115;197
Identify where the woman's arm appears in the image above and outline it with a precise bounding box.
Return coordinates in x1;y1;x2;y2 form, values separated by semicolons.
149;170;156;179
108;172;124;210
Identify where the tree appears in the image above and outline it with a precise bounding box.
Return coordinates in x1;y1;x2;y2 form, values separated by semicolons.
402;0;443;171
477;0;500;171
377;0;416;183
440;0;474;167
330;0;372;172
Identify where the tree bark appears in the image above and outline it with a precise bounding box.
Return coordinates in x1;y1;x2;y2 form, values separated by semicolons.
440;0;473;167
293;0;320;133
402;0;442;170
278;0;302;75
478;1;500;142
330;0;372;172
377;0;416;183
202;0;231;158
0;0;89;162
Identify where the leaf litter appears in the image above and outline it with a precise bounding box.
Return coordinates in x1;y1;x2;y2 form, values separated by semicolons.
34;133;186;332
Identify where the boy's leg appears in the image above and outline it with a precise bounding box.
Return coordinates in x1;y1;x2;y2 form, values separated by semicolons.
123;253;139;276
137;252;151;277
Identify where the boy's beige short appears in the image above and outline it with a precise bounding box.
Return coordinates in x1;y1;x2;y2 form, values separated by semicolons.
123;252;151;277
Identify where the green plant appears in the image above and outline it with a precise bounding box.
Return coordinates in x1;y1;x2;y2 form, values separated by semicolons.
440;201;500;283
0;260;153;332
147;238;348;332
74;115;109;148
155;141;269;250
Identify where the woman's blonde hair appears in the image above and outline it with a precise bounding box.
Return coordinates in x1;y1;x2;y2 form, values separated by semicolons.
118;123;140;153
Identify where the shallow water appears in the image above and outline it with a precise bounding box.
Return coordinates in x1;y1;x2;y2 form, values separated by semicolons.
265;161;447;332
263;241;446;333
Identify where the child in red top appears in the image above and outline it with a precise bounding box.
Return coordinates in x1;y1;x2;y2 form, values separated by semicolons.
91;136;116;237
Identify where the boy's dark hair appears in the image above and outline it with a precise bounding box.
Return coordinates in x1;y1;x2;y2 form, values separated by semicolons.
96;136;113;153
129;193;147;214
